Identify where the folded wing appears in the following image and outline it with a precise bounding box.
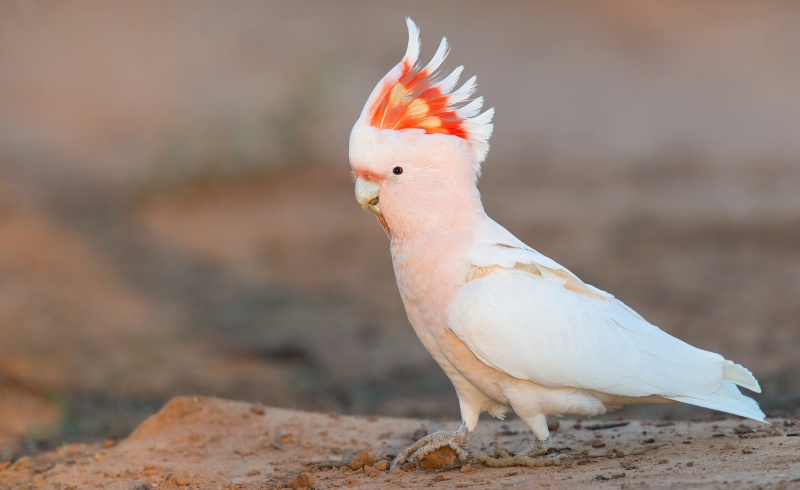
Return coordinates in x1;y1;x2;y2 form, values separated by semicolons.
447;218;764;421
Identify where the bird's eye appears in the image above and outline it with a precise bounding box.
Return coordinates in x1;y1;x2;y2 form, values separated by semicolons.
393;166;403;175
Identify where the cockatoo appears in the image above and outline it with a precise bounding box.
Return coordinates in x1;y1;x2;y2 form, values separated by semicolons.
350;18;764;468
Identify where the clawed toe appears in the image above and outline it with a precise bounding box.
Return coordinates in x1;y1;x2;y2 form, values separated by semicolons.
391;425;472;469
475;445;573;468
488;441;512;459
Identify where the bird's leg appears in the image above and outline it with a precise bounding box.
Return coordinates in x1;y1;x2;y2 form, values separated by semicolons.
391;423;472;469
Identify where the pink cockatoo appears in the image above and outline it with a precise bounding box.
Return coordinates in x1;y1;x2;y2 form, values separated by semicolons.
350;18;764;468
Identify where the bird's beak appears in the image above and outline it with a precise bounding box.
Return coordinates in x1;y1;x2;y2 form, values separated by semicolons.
355;177;382;216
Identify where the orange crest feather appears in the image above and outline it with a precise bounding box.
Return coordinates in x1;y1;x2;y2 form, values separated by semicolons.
356;18;494;166
370;61;469;140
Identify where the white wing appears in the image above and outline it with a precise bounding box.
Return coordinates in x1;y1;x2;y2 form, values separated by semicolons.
448;218;764;421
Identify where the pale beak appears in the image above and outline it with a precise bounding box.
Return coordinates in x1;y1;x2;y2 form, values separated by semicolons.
355;177;382;215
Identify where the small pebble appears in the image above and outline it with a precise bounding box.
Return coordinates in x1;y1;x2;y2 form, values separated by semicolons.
287;472;314;490
170;474;192;486
418;446;456;469
348;450;375;470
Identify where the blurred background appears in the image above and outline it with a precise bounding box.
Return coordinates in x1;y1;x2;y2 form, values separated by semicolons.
1;0;799;460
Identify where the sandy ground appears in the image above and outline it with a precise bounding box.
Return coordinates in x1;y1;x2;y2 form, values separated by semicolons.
2;397;799;489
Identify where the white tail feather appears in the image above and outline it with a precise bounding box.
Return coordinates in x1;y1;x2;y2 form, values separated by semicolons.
723;360;761;393
669;381;765;422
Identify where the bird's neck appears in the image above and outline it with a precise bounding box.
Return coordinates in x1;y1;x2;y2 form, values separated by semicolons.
388;189;486;304
384;184;486;240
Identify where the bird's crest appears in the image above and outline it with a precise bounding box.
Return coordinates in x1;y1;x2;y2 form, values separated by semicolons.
356;18;494;166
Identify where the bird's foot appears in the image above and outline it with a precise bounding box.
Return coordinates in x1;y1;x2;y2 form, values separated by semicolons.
391;424;471;469
474;438;573;468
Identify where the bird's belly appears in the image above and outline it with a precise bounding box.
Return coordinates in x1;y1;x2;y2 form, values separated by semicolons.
435;328;517;405
398;289;510;412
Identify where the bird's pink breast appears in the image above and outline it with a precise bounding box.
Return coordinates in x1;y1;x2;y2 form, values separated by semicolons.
391;231;473;334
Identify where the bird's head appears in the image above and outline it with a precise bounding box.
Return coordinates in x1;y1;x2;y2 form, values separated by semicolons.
349;18;494;238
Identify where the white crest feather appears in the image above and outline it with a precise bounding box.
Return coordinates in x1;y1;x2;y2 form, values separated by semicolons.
403;17;421;67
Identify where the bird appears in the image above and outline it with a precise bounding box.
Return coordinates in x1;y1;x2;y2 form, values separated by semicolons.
349;18;764;468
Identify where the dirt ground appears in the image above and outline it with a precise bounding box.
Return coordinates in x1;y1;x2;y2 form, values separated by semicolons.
2;397;799;489
2;1;800;488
